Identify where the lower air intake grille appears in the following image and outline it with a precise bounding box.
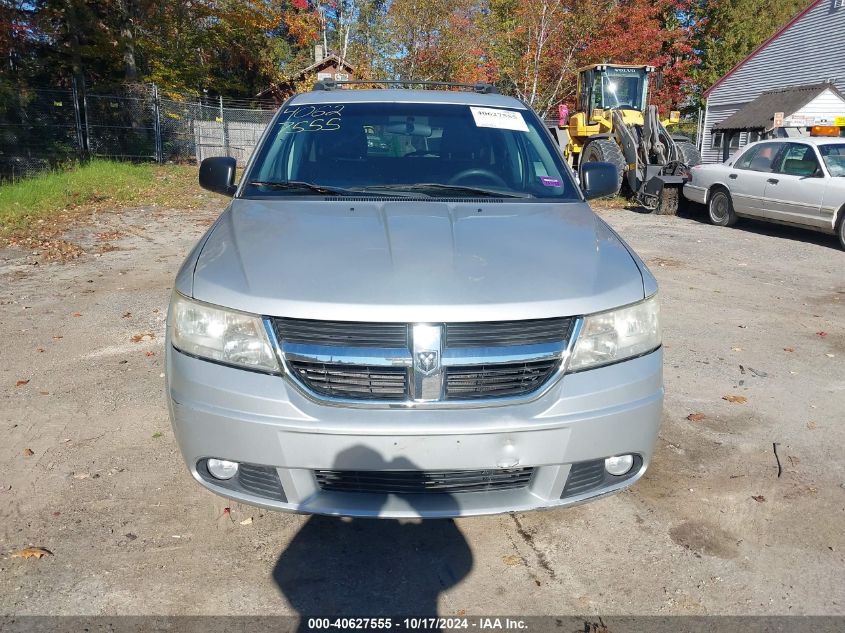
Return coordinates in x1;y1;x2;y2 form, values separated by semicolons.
445;359;560;400
289;361;408;400
197;460;286;502
561;460;606;497
237;463;285;501
314;468;535;494
560;455;643;499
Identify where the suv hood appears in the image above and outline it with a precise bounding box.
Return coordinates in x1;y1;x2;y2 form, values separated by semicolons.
189;199;647;321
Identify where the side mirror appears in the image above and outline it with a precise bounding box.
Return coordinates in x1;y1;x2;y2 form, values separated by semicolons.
580;162;619;200
199;156;237;196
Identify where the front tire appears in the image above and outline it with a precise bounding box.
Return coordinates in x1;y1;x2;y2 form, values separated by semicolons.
837;209;845;250
708;188;737;227
656;186;680;216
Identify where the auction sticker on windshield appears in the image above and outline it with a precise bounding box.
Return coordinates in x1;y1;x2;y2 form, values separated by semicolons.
470;106;529;132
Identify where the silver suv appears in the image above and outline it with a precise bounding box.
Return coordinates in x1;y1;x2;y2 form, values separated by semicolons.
166;82;663;518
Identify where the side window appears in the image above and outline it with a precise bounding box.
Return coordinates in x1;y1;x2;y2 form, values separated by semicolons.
734;146;760;169
592;74;603;110
743;142;784;172
774;144;822;177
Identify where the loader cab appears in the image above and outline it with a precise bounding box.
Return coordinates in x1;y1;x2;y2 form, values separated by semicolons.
578;64;654;116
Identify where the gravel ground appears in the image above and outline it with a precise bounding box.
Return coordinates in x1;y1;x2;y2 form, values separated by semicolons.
1;199;843;617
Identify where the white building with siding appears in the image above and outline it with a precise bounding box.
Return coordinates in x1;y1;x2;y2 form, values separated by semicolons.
701;0;845;163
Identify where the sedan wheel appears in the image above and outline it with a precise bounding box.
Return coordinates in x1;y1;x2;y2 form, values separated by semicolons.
708;190;737;227
838;214;845;251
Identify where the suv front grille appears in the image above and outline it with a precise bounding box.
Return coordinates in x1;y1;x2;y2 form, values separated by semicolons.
445;359;559;400
274;318;408;347
445;318;573;347
271;317;577;405
288;361;408;400
314;468;535;494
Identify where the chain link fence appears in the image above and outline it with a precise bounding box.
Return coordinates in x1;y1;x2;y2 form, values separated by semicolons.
0;83;278;181
0;86;83;180
159;99;275;165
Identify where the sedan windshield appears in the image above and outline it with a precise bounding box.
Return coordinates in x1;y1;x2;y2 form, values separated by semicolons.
819;143;845;177
244;101;579;200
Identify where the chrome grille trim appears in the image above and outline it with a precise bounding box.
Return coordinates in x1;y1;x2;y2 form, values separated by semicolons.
314;468;535;494
264;317;584;409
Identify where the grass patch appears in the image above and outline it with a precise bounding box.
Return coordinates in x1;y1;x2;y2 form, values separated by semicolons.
0;160;202;237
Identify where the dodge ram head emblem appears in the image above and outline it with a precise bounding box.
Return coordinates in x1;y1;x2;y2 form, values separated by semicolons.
416;350;439;375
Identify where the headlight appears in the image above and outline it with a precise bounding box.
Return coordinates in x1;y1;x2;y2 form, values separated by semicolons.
169;293;279;372
568;294;661;371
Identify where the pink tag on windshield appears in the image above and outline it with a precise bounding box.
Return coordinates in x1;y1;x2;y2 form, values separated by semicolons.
540;176;561;187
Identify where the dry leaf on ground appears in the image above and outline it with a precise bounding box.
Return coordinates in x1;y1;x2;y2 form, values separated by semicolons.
15;379;30;387
130;333;154;343
751;495;766;503
722;395;747;404
502;554;523;566
817;331;828;337
23;448;35;457
686;413;706;422
783;347;795;352
239;517;253;526
11;547;53;559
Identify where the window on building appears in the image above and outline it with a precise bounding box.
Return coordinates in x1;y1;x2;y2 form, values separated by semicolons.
712;133;723;149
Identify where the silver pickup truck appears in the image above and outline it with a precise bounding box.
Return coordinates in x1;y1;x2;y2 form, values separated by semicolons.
166;82;663;518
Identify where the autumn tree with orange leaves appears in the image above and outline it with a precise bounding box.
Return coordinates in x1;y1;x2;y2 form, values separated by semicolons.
1;0;816;108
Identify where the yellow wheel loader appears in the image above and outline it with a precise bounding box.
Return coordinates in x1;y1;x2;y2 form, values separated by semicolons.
548;64;701;215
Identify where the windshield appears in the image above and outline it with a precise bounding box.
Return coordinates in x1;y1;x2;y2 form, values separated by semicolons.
594;68;647;111
819;143;845;177
244;101;579;200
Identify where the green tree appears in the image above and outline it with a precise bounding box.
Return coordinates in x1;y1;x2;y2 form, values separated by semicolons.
692;0;812;105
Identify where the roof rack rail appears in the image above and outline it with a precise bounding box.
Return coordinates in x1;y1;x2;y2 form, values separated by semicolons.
312;79;498;94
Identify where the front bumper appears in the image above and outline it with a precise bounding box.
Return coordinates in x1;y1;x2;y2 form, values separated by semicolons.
167;348;663;518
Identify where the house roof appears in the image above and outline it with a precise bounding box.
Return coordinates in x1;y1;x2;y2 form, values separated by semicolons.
296;53;354;77
713;82;845;131
255;53;355;100
703;0;823;98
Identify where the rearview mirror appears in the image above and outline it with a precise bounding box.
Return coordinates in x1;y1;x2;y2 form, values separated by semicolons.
580;162;619;200
384;121;432;137
199;156;237;196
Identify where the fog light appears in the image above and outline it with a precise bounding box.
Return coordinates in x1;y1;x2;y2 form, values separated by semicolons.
605;454;634;476
207;458;239;480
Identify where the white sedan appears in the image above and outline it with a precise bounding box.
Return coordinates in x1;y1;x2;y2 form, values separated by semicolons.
683;136;845;249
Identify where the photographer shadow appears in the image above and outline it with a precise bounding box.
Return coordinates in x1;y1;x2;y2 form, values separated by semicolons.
272;446;473;618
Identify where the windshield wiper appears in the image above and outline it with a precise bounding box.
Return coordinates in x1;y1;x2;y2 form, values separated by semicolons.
362;183;531;198
248;180;353;196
